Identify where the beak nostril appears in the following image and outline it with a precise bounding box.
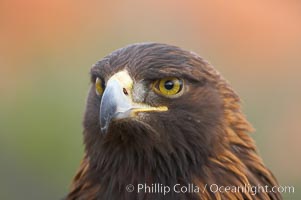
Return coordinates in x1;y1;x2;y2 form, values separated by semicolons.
123;88;128;95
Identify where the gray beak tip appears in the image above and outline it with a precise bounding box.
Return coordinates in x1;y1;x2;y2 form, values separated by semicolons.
101;126;108;134
99;79;133;134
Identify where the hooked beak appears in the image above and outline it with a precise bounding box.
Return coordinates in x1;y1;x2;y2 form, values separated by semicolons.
99;70;167;134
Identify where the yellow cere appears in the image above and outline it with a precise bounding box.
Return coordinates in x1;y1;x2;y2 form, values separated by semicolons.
95;77;104;96
110;70;133;90
130;105;168;117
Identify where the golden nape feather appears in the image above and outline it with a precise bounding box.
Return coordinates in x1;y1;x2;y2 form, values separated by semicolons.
67;43;282;200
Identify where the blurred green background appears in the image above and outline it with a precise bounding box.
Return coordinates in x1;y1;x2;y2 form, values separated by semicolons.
0;0;300;199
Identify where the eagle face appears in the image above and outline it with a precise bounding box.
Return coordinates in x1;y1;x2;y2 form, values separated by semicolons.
68;43;281;200
85;43;224;161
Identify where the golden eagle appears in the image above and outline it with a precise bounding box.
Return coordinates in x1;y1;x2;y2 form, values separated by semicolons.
67;43;281;200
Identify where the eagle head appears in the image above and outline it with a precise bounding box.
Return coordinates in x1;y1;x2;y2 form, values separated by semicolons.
67;43;281;200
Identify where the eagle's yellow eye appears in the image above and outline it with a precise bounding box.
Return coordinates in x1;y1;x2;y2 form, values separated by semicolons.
153;77;183;97
95;77;104;96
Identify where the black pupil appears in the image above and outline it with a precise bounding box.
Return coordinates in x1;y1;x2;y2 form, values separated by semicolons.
164;80;174;90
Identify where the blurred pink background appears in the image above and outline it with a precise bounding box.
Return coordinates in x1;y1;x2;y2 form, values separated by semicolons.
0;1;300;199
